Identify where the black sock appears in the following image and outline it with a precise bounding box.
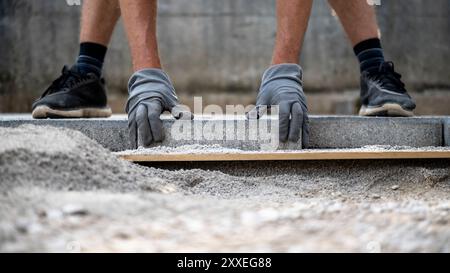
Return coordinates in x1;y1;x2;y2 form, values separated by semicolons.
76;42;107;77
354;38;385;74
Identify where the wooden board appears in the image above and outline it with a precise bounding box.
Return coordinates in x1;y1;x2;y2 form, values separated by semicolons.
117;150;450;162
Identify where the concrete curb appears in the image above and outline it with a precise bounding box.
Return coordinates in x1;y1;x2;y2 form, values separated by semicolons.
0;115;447;151
443;117;450;147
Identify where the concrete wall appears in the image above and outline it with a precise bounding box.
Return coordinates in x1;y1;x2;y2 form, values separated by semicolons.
0;0;449;112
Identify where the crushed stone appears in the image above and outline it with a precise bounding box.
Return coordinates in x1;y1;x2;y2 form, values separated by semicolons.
1;125;449;252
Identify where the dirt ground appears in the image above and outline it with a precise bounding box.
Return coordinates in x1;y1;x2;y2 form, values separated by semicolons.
1;125;449;252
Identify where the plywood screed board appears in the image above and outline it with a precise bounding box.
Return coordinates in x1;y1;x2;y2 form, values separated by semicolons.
116;150;450;162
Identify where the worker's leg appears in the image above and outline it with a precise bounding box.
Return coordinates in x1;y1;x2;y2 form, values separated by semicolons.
118;0;161;70
80;0;121;46
119;0;189;148
76;0;121;76
32;0;119;119
272;0;313;65
328;0;379;46
329;0;416;116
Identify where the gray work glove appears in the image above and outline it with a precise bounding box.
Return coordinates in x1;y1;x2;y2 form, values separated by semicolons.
126;69;192;148
248;64;309;147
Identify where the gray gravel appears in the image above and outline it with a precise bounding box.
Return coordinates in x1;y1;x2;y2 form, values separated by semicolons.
0;125;449;252
118;144;450;155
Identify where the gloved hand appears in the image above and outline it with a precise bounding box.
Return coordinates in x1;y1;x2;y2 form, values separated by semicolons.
247;64;309;147
126;69;192;148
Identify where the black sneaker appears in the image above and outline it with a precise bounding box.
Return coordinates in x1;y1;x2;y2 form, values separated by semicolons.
32;65;112;119
359;61;416;117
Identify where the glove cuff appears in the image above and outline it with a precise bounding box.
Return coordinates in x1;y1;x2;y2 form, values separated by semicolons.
262;64;303;85
127;68;173;94
126;68;179;113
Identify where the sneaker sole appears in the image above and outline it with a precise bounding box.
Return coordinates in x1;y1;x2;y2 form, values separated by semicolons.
32;105;112;119
359;103;414;117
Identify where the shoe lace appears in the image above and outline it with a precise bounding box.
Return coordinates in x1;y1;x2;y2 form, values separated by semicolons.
40;66;90;98
370;61;406;93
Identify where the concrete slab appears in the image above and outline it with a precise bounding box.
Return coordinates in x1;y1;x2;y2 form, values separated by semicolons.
308;116;443;149
0;115;446;151
0;115;129;152
443;117;450;147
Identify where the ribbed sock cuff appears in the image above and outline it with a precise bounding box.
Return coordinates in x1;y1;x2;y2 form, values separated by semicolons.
79;42;107;63
354;38;385;73
76;55;103;77
77;42;107;76
353;38;382;56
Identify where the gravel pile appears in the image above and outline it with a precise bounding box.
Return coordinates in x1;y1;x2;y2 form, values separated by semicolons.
0;125;449;252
